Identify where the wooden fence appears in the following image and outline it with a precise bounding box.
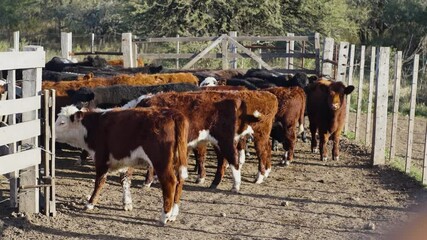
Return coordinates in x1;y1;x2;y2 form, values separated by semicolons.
136;32;322;75
0;44;56;216
333;42;427;184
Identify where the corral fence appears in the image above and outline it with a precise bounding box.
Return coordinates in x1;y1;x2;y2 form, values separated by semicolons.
0;41;56;216
325;40;427;184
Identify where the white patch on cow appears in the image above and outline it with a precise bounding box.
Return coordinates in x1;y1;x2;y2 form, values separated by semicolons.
234;125;254;142
196;176;205;184
122;175;133;211
253;110;261;118
322;156;328;161
264;168;271;178
0;80;6;86
200;77;218;87
107;146;153;172
230;165;241;192
255;168;271;184
161;209;173;225
298;124;305;135
55;106;91;151
121;94;154;109
170;204;179;221
188;129;218;148
238;150;246;166
85;203;95;210
180;166;188;179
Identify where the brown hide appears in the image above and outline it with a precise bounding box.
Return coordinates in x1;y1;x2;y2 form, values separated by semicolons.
263;87;306;164
306;79;354;160
76;107;188;219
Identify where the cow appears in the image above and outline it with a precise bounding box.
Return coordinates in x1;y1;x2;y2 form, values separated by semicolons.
55;105;189;225
136;91;263;192
306;79;355;161
191;90;278;186
263;86;306;165
67;83;201;109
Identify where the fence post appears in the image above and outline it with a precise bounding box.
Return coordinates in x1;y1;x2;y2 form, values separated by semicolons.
90;33;95;53
405;54;420;173
365;47;376;146
344;44;356;132
286;33;294;70
371;47;390;166
13;31;19;51
355;46;366;141
389;51;403;161
19;45;44;213
423;124;427;185
61;32;72;60
229;31;237;69
336;42;349;82
176;34;180;69
314;33;321;76
321;37;335;78
122;33;134;68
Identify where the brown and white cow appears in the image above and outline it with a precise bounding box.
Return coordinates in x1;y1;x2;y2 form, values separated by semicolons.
263;86;306;165
306;79;355;161
192;90;278;186
55;105;189;225
136;91;262;192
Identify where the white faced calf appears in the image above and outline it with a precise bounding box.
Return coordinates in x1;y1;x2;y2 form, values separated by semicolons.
55;105;189;225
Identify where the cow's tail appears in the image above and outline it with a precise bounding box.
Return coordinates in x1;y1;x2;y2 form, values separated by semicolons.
174;113;189;180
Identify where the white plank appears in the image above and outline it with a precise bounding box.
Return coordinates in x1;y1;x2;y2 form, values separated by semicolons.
355;45;366;142
389;51;403;161
229;31;238;69
344;44;356;132
322;38;335;78
405;54;419;173
61;32;72;60
0;120;40;145
0;148;41;175
0;96;41;116
423;124;427;185
371;47;390;166
365;47;376;146
182;35;225;69
122;33;134;68
0;51;45;70
336;42;349;82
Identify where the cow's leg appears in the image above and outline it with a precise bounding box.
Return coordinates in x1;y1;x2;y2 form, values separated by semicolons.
86;165;108;210
158;170;177;225
211;137;239;191
144;166;155;188
170;172;185;222
254;133;272;184
210;146;228;189
194;144;207;184
309;123;318;153
281;123;296;166
331;131;341;161
319;131;330;161
120;167;134;211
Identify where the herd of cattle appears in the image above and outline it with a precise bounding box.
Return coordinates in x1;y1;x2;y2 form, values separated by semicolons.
2;56;355;225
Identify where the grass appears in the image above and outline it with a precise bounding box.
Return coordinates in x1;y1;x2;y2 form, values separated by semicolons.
389;156;425;186
343;131;355;140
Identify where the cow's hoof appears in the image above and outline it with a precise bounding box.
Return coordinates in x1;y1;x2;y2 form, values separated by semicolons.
255;172;265;184
195;177;205;184
85;203;95;210
333;156;340;161
123;203;133;211
231;184;240;193
285;160;291;166
322;157;328;161
312;149;319;154
143;182;152;188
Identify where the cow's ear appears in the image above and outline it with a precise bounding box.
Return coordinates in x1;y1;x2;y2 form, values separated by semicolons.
70;111;84;122
344;85;355;95
308;76;318;84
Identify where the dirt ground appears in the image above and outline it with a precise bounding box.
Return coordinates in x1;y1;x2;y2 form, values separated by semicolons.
1;112;427;240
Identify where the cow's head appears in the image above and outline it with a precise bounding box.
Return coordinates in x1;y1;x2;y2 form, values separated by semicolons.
55;105;88;149
321;81;355;111
66;87;95;109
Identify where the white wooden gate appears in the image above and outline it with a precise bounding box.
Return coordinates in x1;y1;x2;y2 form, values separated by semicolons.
0;46;56;216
